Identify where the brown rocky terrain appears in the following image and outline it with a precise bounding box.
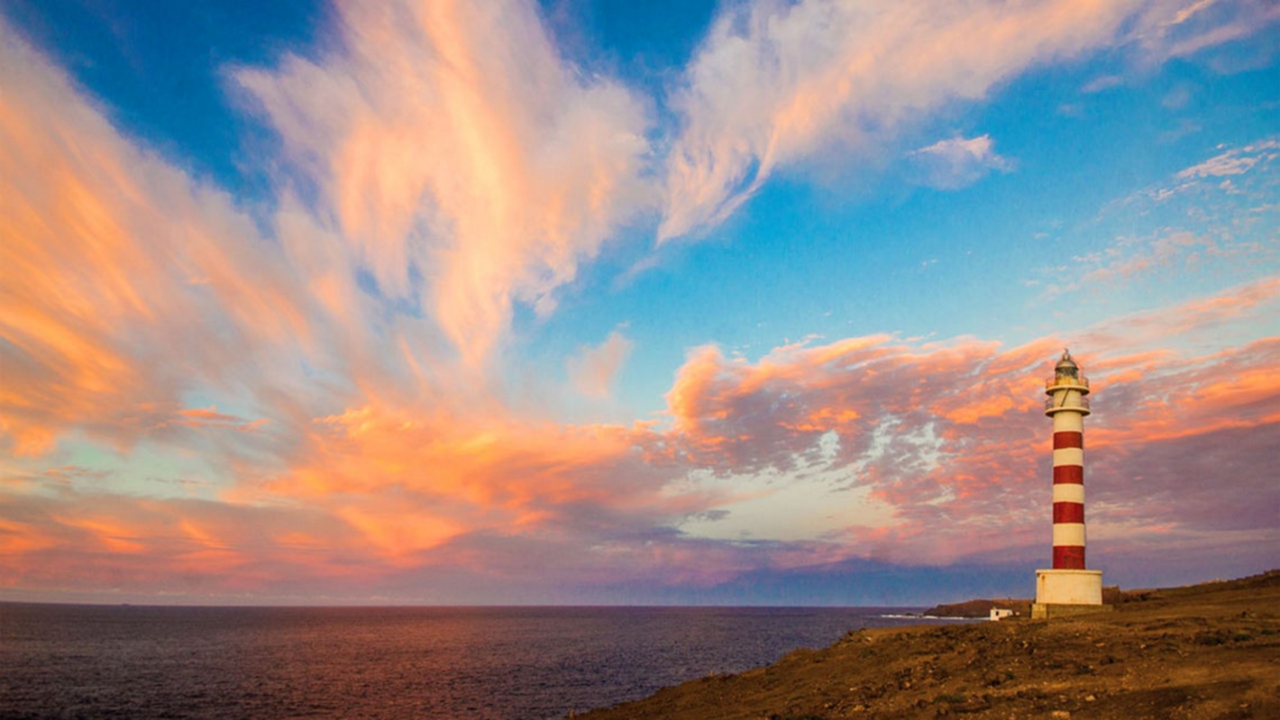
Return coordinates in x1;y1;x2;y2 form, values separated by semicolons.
577;571;1280;720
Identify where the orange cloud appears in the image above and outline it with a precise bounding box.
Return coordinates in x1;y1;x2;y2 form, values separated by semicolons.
0;23;313;457
255;401;700;519
0;519;57;555
53;516;146;554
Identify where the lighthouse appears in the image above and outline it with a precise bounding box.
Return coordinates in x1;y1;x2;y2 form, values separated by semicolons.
1032;349;1106;619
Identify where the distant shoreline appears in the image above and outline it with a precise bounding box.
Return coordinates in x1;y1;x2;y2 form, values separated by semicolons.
919;597;1032;619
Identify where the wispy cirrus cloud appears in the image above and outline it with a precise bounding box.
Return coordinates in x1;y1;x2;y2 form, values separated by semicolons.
658;0;1140;241
1175;138;1279;179
0;21;313;457
1081;74;1126;93
237;0;654;368
658;0;1277;242
909;135;1014;190
1037;137;1279;301
1135;0;1280;61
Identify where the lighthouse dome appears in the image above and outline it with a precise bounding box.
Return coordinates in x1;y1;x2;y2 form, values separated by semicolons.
1055;349;1078;372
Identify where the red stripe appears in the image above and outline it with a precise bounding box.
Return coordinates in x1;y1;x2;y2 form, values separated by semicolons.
1053;545;1086;570
1053;465;1084;484
1054;502;1084;523
1053;431;1083;449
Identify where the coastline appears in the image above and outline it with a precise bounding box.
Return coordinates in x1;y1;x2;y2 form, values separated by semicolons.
576;570;1280;719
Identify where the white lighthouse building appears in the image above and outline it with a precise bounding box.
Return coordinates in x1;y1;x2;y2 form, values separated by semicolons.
1032;349;1106;619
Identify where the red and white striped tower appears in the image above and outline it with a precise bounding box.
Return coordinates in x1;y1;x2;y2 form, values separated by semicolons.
1046;349;1089;569
1033;349;1105;618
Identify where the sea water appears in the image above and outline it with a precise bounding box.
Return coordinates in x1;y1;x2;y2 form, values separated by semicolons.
0;603;945;719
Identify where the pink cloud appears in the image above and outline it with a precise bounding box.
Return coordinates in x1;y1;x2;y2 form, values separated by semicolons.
0;491;376;598
567;330;635;399
237;0;654;368
657;278;1280;567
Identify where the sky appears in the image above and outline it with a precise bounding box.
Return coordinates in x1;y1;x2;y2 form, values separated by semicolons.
1;0;1277;606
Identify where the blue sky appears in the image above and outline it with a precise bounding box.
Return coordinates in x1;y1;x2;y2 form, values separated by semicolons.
1;0;1277;605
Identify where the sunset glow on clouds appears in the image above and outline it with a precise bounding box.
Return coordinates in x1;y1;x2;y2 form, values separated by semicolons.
1;0;1277;605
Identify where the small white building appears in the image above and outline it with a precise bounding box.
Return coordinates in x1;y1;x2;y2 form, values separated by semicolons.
989;608;1014;621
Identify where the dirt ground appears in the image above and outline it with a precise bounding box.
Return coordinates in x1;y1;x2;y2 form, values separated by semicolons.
577;571;1280;720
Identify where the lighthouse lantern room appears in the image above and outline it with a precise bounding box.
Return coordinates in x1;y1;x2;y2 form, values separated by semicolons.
1032;349;1107;619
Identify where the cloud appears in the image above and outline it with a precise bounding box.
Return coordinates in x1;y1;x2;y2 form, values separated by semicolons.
1135;0;1280;61
4;278;1276;600
1162;83;1196;109
0;390;736;599
1;3;1276;604
657;0;1279;242
1072;231;1217;288
0;489;371;598
1038;137;1279;301
0;8;721;603
1081;74;1126;93
0;397;755;600
659;278;1280;569
909;134;1014;190
2;6;647;463
1176;139;1278;179
567;330;635;399
0;20;314;457
237;0;655;368
658;0;1153;241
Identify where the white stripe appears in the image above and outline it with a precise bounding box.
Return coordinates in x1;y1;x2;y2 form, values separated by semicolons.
1053;412;1084;433
1053;448;1084;467
1053;484;1085;504
1053;523;1086;547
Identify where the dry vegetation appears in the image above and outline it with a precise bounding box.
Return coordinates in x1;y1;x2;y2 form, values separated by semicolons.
578;571;1280;720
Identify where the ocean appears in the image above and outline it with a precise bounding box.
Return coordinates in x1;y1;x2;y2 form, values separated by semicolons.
0;603;957;719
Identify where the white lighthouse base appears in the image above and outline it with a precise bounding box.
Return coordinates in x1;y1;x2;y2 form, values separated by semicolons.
1033;569;1108;619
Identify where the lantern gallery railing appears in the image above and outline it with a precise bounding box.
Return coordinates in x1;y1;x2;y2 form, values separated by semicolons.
1045;395;1091;412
